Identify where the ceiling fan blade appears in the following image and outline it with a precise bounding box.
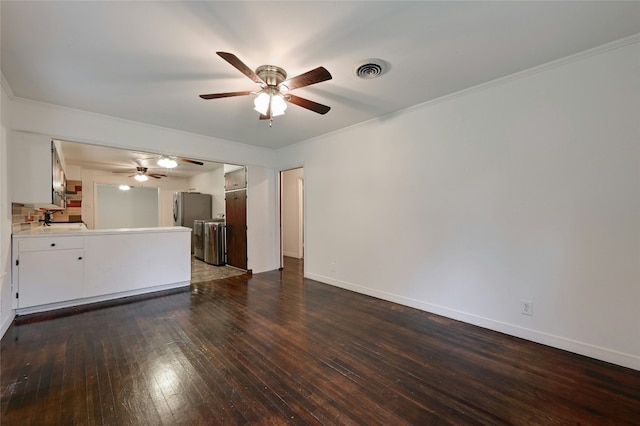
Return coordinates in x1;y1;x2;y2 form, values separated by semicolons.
148;174;166;179
281;67;332;91
216;52;264;85
259;114;269;120
199;91;252;100
113;170;134;174
178;157;204;166
287;94;331;115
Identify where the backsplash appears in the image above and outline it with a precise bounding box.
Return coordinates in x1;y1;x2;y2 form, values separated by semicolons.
11;180;84;233
51;180;83;223
11;203;45;233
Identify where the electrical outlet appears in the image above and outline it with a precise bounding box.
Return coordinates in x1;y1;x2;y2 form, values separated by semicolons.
330;262;336;273
520;300;533;316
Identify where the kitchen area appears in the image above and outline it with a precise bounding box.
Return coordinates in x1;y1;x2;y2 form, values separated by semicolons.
8;131;248;316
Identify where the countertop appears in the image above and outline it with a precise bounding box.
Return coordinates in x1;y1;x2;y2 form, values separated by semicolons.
13;224;192;238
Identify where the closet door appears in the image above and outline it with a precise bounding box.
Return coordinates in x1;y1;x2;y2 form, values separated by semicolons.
225;189;247;269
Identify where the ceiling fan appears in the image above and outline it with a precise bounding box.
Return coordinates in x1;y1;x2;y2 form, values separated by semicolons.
113;166;167;182
199;52;332;124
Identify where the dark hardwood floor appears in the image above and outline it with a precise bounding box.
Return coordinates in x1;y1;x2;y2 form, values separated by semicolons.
2;257;639;425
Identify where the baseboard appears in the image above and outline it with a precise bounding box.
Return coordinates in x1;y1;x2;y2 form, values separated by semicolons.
306;272;640;371
0;310;15;338
0;270;15;338
283;251;301;259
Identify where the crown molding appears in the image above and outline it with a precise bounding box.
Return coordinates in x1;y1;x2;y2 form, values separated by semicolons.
405;32;640;114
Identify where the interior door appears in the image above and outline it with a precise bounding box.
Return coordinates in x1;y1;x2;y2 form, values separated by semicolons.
225;189;247;269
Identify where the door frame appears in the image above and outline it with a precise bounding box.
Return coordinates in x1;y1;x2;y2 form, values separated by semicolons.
278;167;304;269
297;176;304;259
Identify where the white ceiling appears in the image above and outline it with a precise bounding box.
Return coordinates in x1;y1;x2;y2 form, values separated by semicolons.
57;140;223;179
2;1;640;155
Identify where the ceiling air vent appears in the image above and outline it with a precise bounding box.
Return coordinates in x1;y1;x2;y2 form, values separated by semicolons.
353;59;389;79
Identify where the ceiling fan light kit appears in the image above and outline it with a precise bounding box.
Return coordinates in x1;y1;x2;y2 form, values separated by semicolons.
200;52;332;125
254;89;287;116
134;173;149;182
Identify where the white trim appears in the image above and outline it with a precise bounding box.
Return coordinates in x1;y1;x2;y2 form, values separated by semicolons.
0;271;16;338
306;273;640;372
297;177;304;259
0;311;15;338
1;269;15;337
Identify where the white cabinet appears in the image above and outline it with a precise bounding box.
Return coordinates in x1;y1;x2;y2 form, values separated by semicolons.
18;249;84;308
8;131;54;204
11;228;191;314
14;237;84;309
84;231;191;298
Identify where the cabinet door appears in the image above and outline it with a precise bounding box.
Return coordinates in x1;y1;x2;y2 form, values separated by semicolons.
17;249;84;308
224;168;247;191
8;131;53;204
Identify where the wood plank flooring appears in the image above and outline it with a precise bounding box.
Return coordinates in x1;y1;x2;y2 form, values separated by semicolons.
2;257;639;425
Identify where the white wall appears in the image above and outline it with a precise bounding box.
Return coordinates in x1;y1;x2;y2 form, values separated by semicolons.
188;168;225;217
81;168;190;229
282;168;303;258
247;165;279;274
95;185;159;229
277;40;640;370
65;164;82;181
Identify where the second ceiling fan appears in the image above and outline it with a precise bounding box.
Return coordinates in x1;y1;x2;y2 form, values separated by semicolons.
200;52;332;123
113;166;166;181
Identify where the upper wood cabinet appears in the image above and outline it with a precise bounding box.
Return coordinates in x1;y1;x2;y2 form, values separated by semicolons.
224;167;247;192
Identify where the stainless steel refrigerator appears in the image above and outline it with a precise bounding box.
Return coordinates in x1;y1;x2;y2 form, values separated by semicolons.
173;192;212;252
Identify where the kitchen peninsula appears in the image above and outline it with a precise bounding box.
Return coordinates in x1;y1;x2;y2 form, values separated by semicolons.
11;225;191;315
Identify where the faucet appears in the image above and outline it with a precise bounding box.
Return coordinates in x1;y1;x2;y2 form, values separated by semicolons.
40;211;53;226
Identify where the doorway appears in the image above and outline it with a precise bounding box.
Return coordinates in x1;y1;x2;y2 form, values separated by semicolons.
280;168;304;270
